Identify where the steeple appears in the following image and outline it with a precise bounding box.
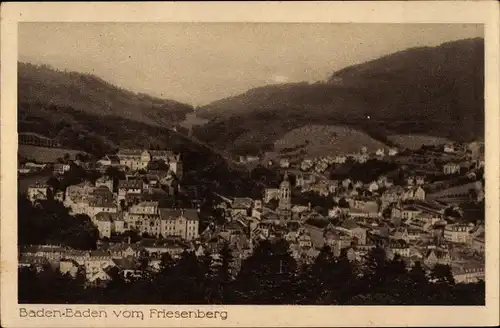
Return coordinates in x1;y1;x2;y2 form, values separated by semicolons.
279;171;291;210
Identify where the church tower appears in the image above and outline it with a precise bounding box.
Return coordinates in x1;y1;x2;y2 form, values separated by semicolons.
279;171;291;210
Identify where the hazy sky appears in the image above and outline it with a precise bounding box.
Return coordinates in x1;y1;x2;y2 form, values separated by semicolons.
19;23;483;105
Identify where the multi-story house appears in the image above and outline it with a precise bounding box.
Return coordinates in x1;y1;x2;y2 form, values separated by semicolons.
333;155;347;164
62;250;115;284
391;205;421;220
402;186;426;202
443;144;455;153
53;163;71;175
279;158;290;168
337;220;368;245
129;201;159;215
118;179;143;202
388;148;398;156
324;229;353;256
88;200;118;218
21;245;66;262
443;223;472;243
263;188;280;204
387;239;410;258
415;176;425;185
117;149;151;171
27;183;49;203
424;248;452;268
159;208;200;241
381;186;405;207
94;214;113;239
95;176;114;193
64;181;95;214
452;265;485;284
375;148;385;157
97;155;121;168
443;162;461;175
93;212;123;239
230;197;253;217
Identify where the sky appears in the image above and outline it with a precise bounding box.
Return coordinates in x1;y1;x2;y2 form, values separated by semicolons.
18;23;483;106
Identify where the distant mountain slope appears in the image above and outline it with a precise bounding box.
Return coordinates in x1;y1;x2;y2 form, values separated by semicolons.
18;62;194;126
195;38;484;154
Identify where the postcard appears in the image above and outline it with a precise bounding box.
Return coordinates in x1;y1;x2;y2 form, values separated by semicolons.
1;1;499;327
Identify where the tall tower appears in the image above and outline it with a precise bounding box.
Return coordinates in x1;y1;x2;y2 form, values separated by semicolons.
279;171;291;210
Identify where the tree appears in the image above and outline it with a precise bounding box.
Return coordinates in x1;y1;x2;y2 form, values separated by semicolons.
407;261;430;304
137;250;150;272
63;153;71;163
159;252;174;274
444;207;462;219
431;264;455;286
217;241;234;303
298;245;336;304
233;239;298;304
122;230;141;243
18;196;99;250
164;250;207;304
46;177;61;192
105;167;126;191
428;264;456;304
75;153;91;162
360;246;389;293
338;197;350;208
147;159;169;171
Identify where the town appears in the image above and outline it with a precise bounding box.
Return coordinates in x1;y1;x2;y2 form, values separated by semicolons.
18;138;485;304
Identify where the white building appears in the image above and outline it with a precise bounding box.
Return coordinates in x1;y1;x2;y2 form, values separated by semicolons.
27;183;49;203
444;224;472;243
159;208;200;241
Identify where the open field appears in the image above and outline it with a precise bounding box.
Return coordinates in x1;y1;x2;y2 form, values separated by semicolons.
18;145;85;163
274;125;388;158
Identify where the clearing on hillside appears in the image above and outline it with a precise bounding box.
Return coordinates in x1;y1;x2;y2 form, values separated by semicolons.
273;125;389;159
18;145;86;163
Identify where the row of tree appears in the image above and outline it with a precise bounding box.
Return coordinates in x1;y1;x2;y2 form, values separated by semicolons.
19;240;484;305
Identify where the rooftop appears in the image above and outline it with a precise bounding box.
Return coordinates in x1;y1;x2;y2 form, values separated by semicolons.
159;208;199;221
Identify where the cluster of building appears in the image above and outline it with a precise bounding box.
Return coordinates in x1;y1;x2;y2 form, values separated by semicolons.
20;141;486;286
97;149;182;176
19;238;191;285
272;142;484;178
287;146;399;173
202;171;485;284
21;148;203;283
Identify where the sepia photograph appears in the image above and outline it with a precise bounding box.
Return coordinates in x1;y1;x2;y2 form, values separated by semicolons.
1;2;499;328
15;20;487;305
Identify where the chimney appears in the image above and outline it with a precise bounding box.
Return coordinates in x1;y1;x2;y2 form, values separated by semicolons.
181;208;185;217
127;236;131;245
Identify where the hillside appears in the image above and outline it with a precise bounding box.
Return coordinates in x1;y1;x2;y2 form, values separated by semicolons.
18;62;194;126
276;125;388;156
194;38;484;155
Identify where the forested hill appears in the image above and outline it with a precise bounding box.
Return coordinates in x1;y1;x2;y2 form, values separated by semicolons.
194;38;484;155
18;62;194;126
